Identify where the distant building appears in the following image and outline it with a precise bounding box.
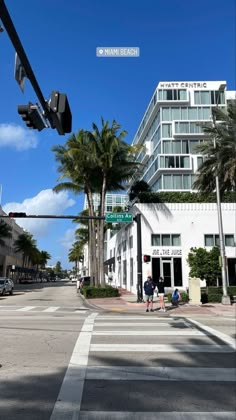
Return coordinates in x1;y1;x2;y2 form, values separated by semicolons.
0;207;24;278
83;193;128;213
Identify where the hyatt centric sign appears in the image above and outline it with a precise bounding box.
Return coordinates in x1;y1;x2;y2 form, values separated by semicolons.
96;47;140;57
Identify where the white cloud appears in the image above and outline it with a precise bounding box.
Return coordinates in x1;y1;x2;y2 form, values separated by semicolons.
59;228;77;250
3;189;76;237
0;123;38;151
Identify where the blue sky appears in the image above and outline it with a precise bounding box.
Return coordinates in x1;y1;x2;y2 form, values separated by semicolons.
0;0;235;269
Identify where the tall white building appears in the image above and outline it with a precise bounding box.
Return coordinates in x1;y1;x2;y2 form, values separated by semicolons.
132;81;235;192
105;81;236;292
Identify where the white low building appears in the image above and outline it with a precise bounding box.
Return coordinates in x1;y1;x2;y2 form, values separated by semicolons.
105;202;236;293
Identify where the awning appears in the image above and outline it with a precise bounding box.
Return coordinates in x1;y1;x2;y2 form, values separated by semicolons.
104;257;115;266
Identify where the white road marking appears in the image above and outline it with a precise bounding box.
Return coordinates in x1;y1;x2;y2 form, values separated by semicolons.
17;306;36;311
85;366;236;381
90;344;234;352
49;312;98;420
188;318;236;350
79;412;236;420
94;322;182;327
93;330;205;336
43;307;60;312
96;316;178;320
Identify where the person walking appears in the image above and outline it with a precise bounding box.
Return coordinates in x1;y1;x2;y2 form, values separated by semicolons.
143;275;155;312
157;276;166;312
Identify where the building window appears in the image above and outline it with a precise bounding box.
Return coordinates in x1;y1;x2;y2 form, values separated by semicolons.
106;206;112;212
152;234;181;246
152;234;160;246
129;236;133;249
197;156;204;170
204;234;234;247
122;240;127;252
123;260;127;285
225;235;234;247
130;258;133;286
159;89;187;101
162;124;172;138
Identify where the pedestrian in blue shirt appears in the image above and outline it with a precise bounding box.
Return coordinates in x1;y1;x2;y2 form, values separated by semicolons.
143;275;155;312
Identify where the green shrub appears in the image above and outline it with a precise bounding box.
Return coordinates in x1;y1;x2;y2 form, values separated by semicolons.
138;191;236;203
200;286;236;303
82;285;120;299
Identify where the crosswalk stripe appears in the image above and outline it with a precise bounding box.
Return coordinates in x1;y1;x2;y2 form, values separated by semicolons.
94;322;184;327
93;330;205;336
96;316;177;320
17;306;36;311
90;344;234;352
79;412;236;420
85;366;236;381
43;307;60;312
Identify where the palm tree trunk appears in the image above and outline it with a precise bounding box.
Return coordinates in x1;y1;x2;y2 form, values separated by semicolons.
98;173;106;286
86;188;98;286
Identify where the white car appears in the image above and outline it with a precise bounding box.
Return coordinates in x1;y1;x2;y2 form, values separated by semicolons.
71;277;77;283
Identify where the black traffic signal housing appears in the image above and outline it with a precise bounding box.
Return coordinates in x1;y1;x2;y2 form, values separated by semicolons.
18;103;48;131
49;91;72;135
143;255;151;263
8;212;27;218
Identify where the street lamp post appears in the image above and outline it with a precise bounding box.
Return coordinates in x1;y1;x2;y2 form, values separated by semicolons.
213;85;231;305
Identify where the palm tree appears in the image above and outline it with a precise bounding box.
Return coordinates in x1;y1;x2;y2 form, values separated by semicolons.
90;118;140;285
0;220;12;246
14;233;37;279
68;241;84;274
53;120;140;286
129;180;151;202
52;130;99;284
39;251;51;268
193;101;236;194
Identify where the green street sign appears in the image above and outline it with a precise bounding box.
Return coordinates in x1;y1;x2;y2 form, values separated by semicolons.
105;212;133;223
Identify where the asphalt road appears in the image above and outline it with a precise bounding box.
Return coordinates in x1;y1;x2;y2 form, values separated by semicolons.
0;280;235;420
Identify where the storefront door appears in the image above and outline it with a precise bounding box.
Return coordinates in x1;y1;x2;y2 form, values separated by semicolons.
162;259;172;287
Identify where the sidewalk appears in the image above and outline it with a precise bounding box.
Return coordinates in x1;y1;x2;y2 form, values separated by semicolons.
85;287;236;317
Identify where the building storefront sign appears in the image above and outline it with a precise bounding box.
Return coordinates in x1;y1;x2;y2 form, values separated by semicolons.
158;82;208;89
152;249;182;256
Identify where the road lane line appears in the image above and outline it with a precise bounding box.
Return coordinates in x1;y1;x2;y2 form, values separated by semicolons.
79;412;236;420
90;344;234;352
49;312;98;420
17;306;36;311
43;307;60;312
187;318;236;350
85;366;236;381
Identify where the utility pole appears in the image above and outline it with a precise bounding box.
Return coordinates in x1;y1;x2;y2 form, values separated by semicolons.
134;213;143;302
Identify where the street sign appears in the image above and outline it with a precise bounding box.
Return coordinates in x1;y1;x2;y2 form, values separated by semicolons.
105;213;133;223
14;53;27;92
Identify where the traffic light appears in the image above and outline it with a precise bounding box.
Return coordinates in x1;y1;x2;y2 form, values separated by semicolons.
49;91;72;135
8;212;27;218
18;103;48;131
143;255;151;263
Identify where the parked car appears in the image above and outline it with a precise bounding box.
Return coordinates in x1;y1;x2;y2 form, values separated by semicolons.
0;277;14;296
71;276;78;283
